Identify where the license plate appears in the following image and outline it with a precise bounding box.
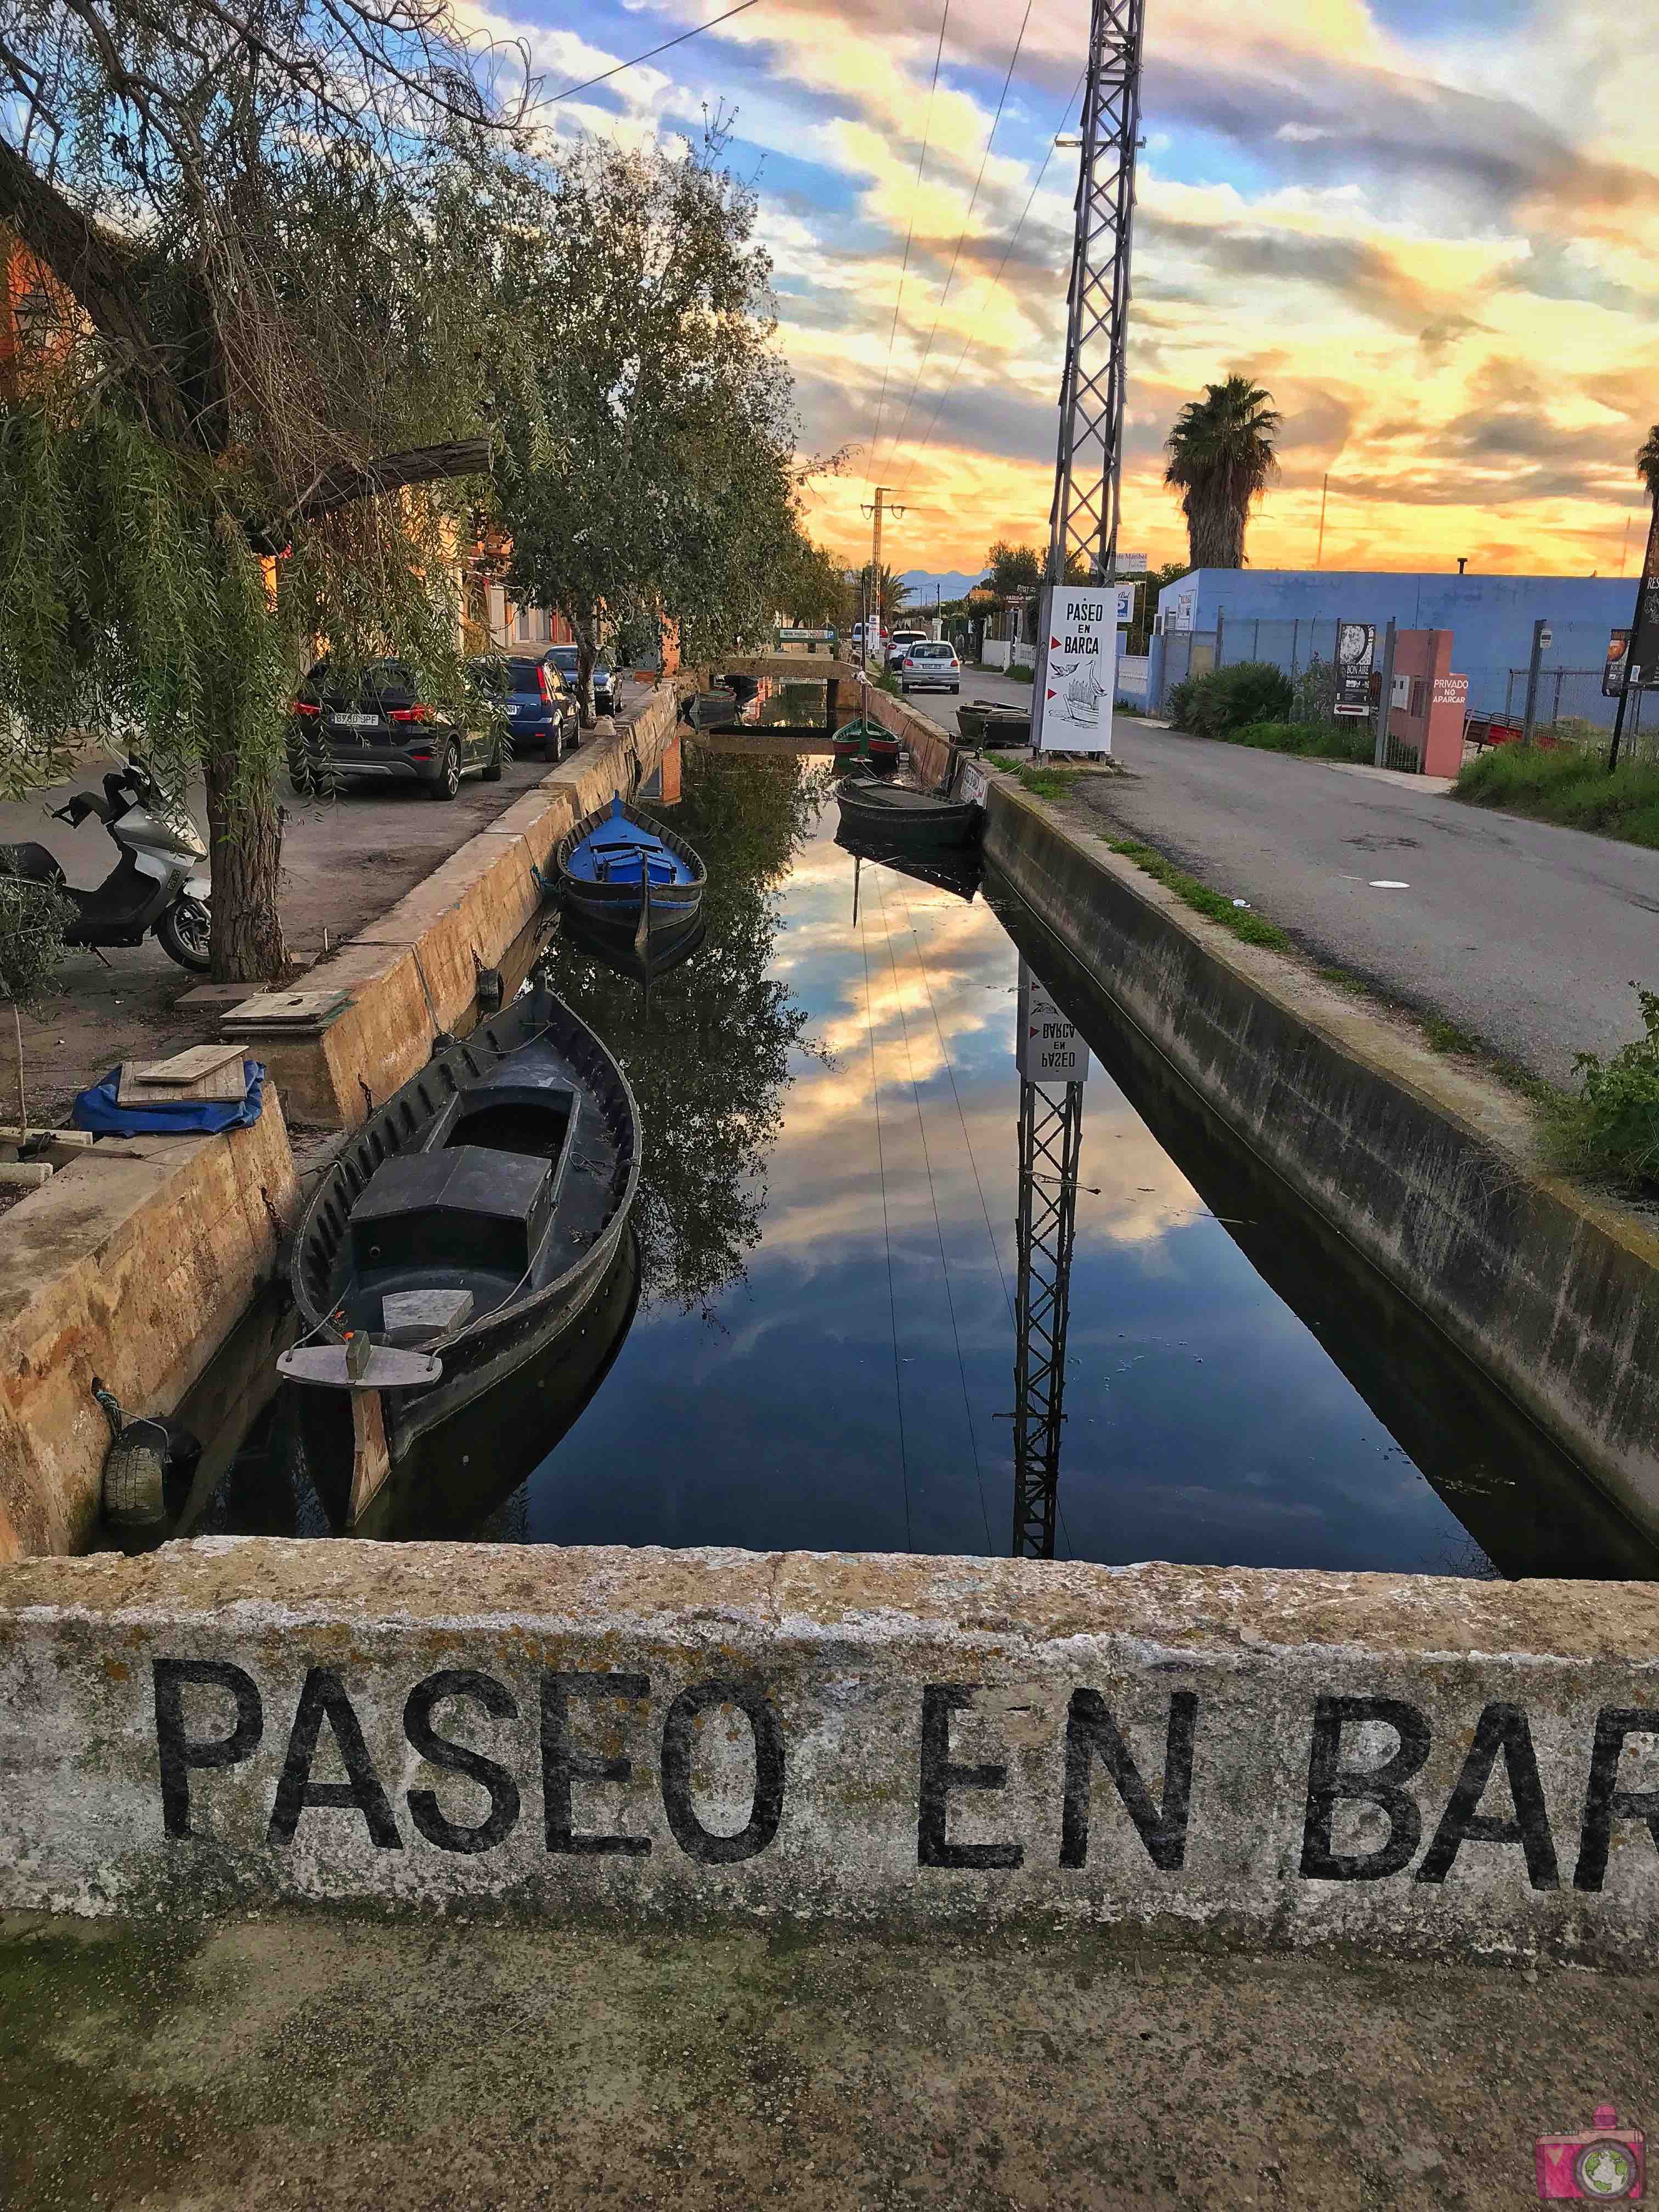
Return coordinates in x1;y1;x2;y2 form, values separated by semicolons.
505;704;521;716
332;711;377;729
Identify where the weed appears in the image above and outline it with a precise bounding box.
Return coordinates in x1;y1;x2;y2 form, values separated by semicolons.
1454;744;1659;851
1108;838;1291;951
1423;1017;1485;1056
1318;965;1370;995
1010;761;1082;800
1545;986;1659;1192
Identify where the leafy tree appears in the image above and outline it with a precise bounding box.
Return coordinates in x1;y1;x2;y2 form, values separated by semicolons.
0;0;522;976
850;562;913;629
776;534;850;629
984;541;1042;601
1638;425;1659;503
492;136;804;720
1163;376;1282;570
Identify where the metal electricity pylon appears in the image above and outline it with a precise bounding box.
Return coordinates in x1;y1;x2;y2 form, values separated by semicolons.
1046;0;1147;584
1011;1076;1085;1559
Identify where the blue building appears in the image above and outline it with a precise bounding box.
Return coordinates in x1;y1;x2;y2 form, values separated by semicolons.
1148;569;1637;728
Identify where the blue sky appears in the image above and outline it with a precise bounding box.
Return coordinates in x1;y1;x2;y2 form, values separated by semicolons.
487;0;1658;577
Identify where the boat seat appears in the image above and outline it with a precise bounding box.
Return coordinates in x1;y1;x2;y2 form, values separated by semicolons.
349;1146;552;1283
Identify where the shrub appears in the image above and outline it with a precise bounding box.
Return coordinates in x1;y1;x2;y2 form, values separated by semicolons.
1169;661;1293;738
1233;719;1374;763
1164;675;1198;729
1549;987;1659;1192
1007;662;1035;684
1455;745;1659;851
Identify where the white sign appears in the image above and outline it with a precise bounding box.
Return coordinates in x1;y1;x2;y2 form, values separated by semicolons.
1111;552;1148;575
1114;583;1138;625
1017;960;1090;1083
957;759;988;809
1167;587;1197;633
1032;584;1116;757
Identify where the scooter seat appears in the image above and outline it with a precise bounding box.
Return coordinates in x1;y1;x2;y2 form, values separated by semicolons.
0;842;66;890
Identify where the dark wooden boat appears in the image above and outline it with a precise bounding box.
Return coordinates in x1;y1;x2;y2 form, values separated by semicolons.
831;714;900;766
834;776;982;852
683;689;740;731
957;698;1031;746
554;794;707;938
834;820;983;903
561;899;708;985
277;976;641;1469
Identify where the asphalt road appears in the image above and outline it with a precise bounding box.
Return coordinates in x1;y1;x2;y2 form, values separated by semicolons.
907;678;1659;1084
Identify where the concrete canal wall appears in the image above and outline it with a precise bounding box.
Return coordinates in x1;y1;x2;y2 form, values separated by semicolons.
861;684;1659;1540
5;1537;1659;1964
0;1101;298;1562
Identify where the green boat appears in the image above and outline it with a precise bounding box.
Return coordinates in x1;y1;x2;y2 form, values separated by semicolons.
831;715;900;765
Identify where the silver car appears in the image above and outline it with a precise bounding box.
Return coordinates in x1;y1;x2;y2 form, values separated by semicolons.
896;641;962;695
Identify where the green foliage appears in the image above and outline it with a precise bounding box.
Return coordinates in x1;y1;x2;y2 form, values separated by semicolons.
1009;761;1081;800
1109;840;1291;950
873;667;902;696
1548;987;1659;1193
983;541;1042;600
1227;719;1375;763
0;877;72;1009
1454;745;1659;850
1007;662;1035;684
1163;377;1281;569
1126;560;1189;655
1166;661;1294;737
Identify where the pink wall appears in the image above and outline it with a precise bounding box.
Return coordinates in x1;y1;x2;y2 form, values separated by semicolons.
1387;630;1469;777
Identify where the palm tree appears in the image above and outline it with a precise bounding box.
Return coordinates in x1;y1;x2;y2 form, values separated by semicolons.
1163;376;1282;569
1638;425;1659;505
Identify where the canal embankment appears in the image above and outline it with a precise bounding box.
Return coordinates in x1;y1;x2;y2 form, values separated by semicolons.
859;681;1659;1544
0;685;681;1560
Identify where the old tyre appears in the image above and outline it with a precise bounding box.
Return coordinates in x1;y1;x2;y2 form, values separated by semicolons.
482;737;504;783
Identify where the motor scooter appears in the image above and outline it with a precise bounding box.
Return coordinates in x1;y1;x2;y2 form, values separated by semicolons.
0;761;213;973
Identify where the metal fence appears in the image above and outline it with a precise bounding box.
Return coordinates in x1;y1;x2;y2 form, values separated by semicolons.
1500;668;1651;758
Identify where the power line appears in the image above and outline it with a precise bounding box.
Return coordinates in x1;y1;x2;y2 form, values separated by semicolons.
544;0;763;105
865;0;951;490
882;0;1035;479
898;63;1085;499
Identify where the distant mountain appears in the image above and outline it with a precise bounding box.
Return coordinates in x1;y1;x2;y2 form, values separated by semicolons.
899;569;986;604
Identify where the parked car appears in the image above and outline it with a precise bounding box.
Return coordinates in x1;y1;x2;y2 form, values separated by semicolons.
548;644;617;719
887;629;929;668
897;641;962;695
467;653;579;762
286;659;503;800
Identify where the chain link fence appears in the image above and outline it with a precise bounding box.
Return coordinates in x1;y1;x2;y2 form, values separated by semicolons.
1499;668;1654;764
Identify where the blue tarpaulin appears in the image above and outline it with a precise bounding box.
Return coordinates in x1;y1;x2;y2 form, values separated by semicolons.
71;1061;267;1137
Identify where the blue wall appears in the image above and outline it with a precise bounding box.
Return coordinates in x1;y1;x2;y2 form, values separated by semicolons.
1154;570;1635;721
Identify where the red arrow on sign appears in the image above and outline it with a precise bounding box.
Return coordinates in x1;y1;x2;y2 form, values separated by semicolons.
1047;688;1057;699
1051;635;1060;648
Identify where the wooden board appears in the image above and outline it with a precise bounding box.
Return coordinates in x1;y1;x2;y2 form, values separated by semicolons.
119;1046;249;1103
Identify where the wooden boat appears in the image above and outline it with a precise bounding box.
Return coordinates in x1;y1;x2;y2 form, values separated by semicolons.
683;689;740;731
834;820;983;904
957;698;1031;747
554;793;706;939
561;899;708;985
834;775;982;852
831;715;900;766
277;976;641;1481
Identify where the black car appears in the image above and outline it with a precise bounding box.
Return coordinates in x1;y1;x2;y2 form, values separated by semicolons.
547;644;617;719
467;653;580;763
287;660;503;801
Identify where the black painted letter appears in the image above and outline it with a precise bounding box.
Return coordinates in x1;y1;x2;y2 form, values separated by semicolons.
1060;1689;1198;1871
541;1672;651;1856
1575;1709;1659;1893
1416;1703;1558;1888
918;1685;1024;1871
404;1670;521;1854
1299;1695;1430;1881
153;1658;263;1839
268;1668;402;1849
660;1681;785;1865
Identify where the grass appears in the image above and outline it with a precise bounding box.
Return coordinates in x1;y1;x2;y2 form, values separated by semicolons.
1007;760;1082;800
1454;742;1659;850
1108;838;1292;951
1006;662;1035;684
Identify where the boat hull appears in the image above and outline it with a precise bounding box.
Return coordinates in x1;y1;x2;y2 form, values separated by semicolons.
554;796;707;932
835;786;982;851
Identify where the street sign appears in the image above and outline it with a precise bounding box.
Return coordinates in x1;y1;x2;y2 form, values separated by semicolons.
1334;620;1375;716
1605;628;1659;696
1111;552;1148;575
1031;584;1116;756
1113;582;1138;624
1017;962;1090;1083
957;759;988;809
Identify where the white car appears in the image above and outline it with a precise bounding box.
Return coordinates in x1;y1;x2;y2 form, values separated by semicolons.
896;641;961;695
887;629;929;668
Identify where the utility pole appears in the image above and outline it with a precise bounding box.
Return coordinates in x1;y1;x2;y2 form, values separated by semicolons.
1372;618;1396;771
1610;498;1659;772
1045;0;1146;586
1316;474;1329;568
1011;1077;1085;1560
1521;615;1551;748
861;486;905;656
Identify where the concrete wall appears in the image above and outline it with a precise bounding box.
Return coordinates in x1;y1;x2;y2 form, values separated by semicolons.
236;685;681;1127
4;1537;1659;1963
979;788;1659;1539
1154;569;1632;720
0;1097;298;1560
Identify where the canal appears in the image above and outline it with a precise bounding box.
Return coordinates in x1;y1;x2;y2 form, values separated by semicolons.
194;740;1657;1578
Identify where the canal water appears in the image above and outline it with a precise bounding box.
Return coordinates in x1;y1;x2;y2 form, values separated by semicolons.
194;742;1657;1578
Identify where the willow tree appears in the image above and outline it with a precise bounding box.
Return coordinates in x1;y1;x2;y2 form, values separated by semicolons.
1163;376;1282;571
0;0;528;977
491;134;809;716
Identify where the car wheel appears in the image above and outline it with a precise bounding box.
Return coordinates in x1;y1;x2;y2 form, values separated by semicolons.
951;684;960;694
428;740;461;800
482;737;503;782
156;895;212;974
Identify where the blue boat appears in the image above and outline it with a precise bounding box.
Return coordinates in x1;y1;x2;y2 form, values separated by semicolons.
552;793;707;945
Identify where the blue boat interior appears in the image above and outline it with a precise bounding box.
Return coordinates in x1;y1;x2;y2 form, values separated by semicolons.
566;796;692;888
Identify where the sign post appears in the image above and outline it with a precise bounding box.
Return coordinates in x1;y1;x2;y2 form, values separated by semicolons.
1609;500;1659;771
1031;584;1117;757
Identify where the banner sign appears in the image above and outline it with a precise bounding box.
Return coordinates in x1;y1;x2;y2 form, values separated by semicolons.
1334;622;1376;716
1113;583;1137;625
1032;585;1116;756
1604;627;1659;697
1111;553;1148;575
1017;961;1089;1082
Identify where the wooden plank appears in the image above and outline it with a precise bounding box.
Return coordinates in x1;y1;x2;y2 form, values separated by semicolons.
119;1046;249;1103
